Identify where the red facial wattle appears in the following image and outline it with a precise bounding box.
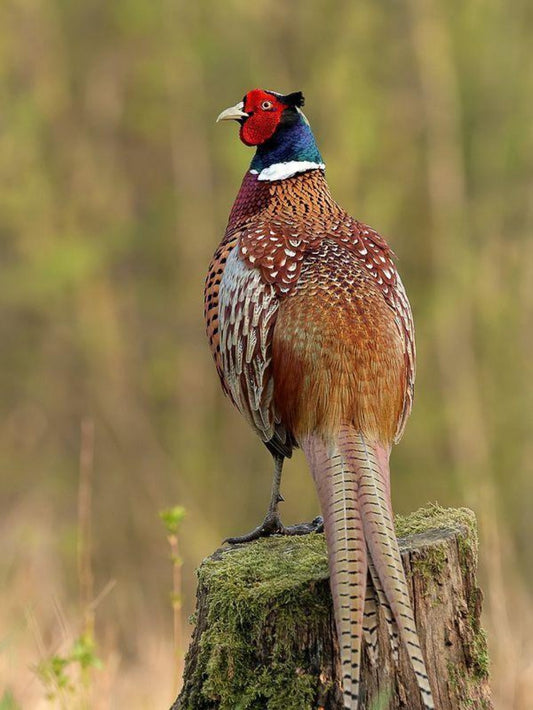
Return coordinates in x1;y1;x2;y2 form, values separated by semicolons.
239;90;288;146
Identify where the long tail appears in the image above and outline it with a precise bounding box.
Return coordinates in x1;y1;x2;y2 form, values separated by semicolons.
302;427;434;710
303;433;367;708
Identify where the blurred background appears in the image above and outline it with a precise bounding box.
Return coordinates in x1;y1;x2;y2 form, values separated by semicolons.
0;0;532;708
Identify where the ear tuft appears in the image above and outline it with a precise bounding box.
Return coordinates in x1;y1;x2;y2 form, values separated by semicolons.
281;91;305;108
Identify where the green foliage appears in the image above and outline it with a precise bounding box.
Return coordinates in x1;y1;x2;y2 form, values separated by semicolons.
0;690;21;710
36;656;72;697
70;634;103;672
35;633;102;703
159;506;186;536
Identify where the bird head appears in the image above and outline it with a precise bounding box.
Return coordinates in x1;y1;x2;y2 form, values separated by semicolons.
217;89;306;147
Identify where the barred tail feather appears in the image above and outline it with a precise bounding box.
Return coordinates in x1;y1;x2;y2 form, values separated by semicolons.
303;427;435;710
338;426;435;710
362;575;379;665
367;556;400;662
302;435;367;710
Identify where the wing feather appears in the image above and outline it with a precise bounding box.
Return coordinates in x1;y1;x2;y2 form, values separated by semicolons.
218;245;281;448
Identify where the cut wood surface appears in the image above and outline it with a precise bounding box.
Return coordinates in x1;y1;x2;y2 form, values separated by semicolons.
172;505;492;710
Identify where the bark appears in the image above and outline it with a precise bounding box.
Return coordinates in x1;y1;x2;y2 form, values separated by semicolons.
172;505;492;710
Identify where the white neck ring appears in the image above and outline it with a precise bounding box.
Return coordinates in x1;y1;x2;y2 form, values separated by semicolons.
250;160;325;182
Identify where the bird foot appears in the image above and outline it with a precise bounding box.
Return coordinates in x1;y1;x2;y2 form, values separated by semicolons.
224;514;324;545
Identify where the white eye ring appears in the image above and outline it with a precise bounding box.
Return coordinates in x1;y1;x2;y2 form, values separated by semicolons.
261;100;273;110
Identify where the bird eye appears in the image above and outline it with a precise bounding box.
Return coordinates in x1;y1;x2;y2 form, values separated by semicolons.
261;100;273;110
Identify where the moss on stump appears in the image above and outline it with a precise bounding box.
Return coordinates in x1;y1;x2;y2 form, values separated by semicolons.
172;504;492;710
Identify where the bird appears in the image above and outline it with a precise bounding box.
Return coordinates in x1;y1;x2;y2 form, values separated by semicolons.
205;88;434;710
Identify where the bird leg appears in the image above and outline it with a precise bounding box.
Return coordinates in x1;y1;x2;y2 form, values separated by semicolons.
225;454;324;544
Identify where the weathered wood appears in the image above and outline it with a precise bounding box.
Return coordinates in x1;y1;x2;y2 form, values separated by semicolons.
172;505;492;710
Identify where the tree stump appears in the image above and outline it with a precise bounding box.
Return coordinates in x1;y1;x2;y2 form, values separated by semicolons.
172;505;492;710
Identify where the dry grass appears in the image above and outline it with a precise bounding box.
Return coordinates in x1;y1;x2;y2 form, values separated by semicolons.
481;516;533;709
0;493;180;710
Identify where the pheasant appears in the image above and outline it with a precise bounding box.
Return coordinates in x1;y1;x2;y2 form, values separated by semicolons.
205;88;434;710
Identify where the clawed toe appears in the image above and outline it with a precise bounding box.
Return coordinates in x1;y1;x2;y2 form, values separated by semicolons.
224;512;283;544
224;514;324;545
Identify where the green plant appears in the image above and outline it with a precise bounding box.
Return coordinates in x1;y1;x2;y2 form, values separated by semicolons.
35;633;102;707
159;505;186;688
0;690;21;710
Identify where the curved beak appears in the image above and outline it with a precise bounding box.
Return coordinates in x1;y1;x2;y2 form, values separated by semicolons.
216;101;249;123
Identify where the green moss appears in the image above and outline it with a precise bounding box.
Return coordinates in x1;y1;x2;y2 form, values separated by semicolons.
395;503;478;559
447;663;475;708
395;504;478;600
412;543;448;581
411;545;448;601
447;660;461;691
369;687;393;710
199;533;328;599
470;626;490;680
397;504;478;579
186;534;330;710
447;648;490;709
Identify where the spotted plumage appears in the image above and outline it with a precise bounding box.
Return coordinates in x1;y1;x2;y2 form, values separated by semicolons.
206;89;433;709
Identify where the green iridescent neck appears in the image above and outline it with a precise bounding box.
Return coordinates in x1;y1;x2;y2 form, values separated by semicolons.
250;111;323;173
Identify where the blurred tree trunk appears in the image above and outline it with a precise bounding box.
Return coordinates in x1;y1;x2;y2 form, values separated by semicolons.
172;506;492;710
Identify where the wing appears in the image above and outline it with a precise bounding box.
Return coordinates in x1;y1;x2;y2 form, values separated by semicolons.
214;241;291;457
205;233;239;394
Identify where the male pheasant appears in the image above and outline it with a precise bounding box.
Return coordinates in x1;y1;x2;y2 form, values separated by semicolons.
205;88;434;710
